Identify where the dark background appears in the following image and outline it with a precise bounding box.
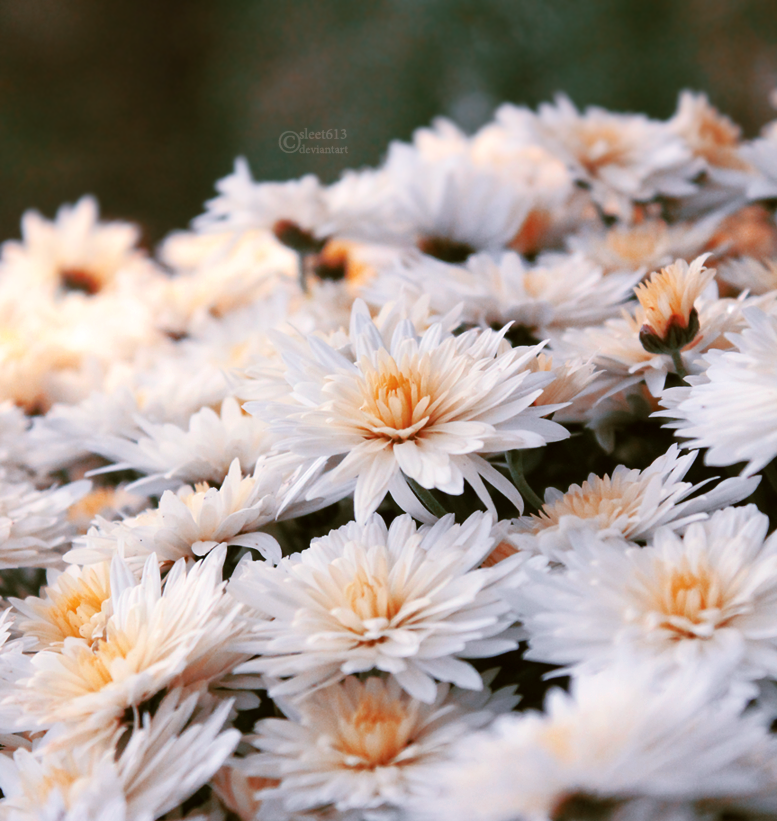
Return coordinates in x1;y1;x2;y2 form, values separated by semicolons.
1;0;776;246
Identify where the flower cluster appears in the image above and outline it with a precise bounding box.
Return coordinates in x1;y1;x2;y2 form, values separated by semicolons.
2;90;777;820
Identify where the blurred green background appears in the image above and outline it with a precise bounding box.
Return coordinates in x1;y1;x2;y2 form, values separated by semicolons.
1;0;776;245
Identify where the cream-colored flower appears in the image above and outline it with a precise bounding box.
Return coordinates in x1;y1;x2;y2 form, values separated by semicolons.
566;215;720;275
410;666;770;821
670;91;750;172
0;196;160;299
515;444;756;554
0;690;239;821
230;513;519;703
496;95;699;220
658;306;777;476
0;471;90;570
66;458;282;568
90;396;272;495
364;250;640;340
244;674;517;818
556;257;764;396
513;506;777;680
14;548;252;735
245;299;568;522
635;255;716;353
10;561;116;649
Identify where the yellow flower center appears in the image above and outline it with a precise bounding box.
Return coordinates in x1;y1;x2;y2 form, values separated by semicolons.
648;558;730;639
358;354;436;440
35;564;111;645
604;221;666;266
333;689;418;767
343;564;402;623
531;474;643;535
576;123;629;175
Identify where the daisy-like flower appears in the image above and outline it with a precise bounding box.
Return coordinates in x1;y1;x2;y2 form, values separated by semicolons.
496;95;698;220
523;354;603;425
408;665;770;821
0;690;239;821
505;444;758;559
245;299;569;522
243;673;518;819
0;196;160;299
658;306;777;476
66;458;283;568
513;505;777;680
669;91;751;173
230;512;520;703
89;396;271;495
158;228;298;332
10;561;116;649
706;204;777;262
566;214;721;275
194;159;330;242
365;251;640;339
634;254;715;358
14;547;253;735
556;255;758;396
0;470;90;569
718;256;777;295
65;483;147;534
333;142;534;261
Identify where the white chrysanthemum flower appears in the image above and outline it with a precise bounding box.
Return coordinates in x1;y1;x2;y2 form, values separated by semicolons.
669;91;751;173
65;483;147;534
194;159;329;239
244;300;568;522
506;444;758;558
634;255;715;348
10;561;115;649
718;256;777;295
244;674;517;818
230;512;520;703
14;548;252;734
0;470;90;569
408;665;770;821
566;214;721;275
66;458;282;567
158;228;298;332
0;196;160;299
364;251;640;338
556;255;760;396
337;142;533;261
0;289;161;413
89;396;272;494
513;506;777;680
0;690;239;821
658;307;777;475
496;95;699;220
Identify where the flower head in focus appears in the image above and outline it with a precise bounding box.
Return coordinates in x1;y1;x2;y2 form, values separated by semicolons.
244;299;569;522
230;512;520;703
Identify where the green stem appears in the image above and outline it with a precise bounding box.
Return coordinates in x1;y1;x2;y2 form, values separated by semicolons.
670;349;687;380
406;477;449;519
506;450;545;511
